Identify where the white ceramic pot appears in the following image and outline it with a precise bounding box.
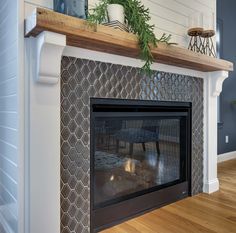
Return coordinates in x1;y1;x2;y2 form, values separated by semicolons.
107;4;125;24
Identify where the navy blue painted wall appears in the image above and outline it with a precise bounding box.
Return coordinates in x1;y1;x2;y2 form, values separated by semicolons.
217;0;236;154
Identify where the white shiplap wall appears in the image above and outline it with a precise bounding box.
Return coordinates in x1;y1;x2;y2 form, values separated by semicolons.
0;1;19;233
24;0;216;47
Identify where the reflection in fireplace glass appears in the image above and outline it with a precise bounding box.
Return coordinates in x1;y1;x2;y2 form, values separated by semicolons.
93;117;181;207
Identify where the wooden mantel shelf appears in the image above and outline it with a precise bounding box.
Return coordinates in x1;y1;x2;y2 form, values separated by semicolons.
25;8;233;72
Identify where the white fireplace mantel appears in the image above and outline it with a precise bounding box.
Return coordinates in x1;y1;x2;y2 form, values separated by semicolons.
26;31;229;233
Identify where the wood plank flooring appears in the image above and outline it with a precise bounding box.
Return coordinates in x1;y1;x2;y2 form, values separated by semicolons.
101;159;236;233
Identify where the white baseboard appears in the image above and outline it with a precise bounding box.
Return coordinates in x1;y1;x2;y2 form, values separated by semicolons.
203;178;219;194
218;151;236;163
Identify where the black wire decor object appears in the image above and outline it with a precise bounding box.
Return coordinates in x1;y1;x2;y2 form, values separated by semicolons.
188;27;216;58
188;27;204;53
201;30;217;57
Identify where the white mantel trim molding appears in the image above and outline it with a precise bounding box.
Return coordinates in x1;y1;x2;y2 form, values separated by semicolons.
26;31;229;233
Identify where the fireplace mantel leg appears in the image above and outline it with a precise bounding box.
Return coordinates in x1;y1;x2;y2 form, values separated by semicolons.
25;31;66;233
203;71;229;193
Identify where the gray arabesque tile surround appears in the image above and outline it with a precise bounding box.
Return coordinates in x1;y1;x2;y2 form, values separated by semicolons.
60;56;204;233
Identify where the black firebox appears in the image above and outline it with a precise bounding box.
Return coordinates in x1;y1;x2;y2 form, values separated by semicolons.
90;98;192;232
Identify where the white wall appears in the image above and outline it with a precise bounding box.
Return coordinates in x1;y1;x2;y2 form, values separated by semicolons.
0;1;20;233
24;0;216;47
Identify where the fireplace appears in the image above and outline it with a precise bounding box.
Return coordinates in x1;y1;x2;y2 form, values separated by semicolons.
90;98;191;232
59;57;205;233
25;27;230;233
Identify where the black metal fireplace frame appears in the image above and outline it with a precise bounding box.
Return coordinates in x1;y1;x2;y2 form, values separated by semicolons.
90;98;192;233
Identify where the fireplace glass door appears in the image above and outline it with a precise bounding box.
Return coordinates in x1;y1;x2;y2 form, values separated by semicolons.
92;109;189;209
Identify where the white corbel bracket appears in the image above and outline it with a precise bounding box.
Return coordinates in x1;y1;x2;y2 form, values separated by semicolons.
36;31;66;84
209;71;229;97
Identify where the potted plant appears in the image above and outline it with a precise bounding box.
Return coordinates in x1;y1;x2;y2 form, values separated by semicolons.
107;3;125;24
88;0;172;76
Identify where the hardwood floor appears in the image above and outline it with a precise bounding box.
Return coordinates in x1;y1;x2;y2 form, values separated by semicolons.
101;159;236;233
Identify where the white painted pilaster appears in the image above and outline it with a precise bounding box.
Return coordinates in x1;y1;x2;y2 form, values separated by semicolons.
203;71;229;193
26;32;66;233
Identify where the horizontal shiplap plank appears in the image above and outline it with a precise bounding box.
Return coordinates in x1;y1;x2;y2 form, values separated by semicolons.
0;60;17;83
24;1;52;18
0;112;18;129
0;126;18;147
0;183;16;204
0;170;17;200
0;1;8;14
0;7;17;34
147;0;195;16
0;95;17;112
148;4;188;27
150;14;187;36
154;27;187;47
0;204;18;233
0;154;17;182
0;42;18;68
175;0;214;12
25;0;53;9
0;19;17;43
0;78;17;97
0;1;17;28
196;0;216;9
0;140;17;165
0;1;17;23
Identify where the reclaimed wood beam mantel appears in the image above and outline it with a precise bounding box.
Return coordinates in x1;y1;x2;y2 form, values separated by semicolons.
25;8;233;73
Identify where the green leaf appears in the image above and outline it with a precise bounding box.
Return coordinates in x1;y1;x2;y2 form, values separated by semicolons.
87;0;173;76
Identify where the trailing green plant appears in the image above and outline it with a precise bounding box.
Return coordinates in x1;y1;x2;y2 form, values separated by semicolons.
88;0;173;76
